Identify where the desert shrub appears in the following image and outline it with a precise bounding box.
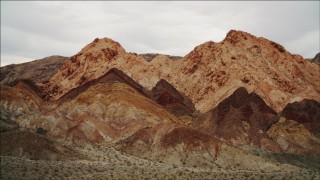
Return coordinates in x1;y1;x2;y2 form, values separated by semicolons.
36;128;48;135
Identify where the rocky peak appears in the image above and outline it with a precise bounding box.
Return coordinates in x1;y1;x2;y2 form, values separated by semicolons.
217;87;273;112
173;29;320;113
80;37;126;56
199;87;277;147
37;31;319;114
66;37;126;67
68;37;126;69
215;87;276;116
42;37;131;100
223;29;287;56
224;30;257;44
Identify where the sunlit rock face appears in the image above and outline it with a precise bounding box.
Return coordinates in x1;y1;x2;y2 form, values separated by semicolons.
0;30;319;178
37;31;319;115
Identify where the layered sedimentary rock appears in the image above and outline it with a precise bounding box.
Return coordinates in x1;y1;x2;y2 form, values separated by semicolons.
0;80;42;122
116;122;220;167
198;87;280;152
57;68;151;102
0;29;319;173
39;30;320;114
16;82;178;145
0;55;67;85
268;117;320;156
40;38;154;101
280;99;320;138
171;30;320;113
151;79;196;116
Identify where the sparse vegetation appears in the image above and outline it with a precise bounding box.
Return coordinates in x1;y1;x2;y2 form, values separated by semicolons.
1;142;319;180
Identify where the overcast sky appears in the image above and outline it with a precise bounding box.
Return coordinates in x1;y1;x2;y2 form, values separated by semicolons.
1;1;319;66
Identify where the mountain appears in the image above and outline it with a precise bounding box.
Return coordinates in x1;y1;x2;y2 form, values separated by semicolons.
39;38;149;101
197;87;280;151
170;30;320;113
0;55;67;85
1;30;320;179
38;31;320;114
15;81;177;145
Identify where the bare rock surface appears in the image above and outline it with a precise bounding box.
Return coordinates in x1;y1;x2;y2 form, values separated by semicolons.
280;99;320;138
198;87;280;151
41;30;320;114
1;30;320;179
268;117;320;156
0;56;67;85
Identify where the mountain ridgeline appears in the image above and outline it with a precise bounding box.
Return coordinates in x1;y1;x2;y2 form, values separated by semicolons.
1;30;320;179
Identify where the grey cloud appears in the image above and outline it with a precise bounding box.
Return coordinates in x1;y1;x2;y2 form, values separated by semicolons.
1;1;319;66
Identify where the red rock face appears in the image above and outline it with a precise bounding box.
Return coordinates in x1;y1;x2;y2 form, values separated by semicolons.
280;99;320;138
58;68;151;102
1;29;319;162
199;87;277;148
151;79;196;116
38;30;320;114
40;38;129;101
172;30;320;113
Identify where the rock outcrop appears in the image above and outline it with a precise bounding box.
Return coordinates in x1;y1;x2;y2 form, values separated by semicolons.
151;79;196;116
16;82;178;145
57;68;151;102
40;38;166;101
1;30;319;176
116;122;220;167
171;30;320;113
0;55;67;85
198;87;280;151
268;117;320;156
0;80;42;122
280;99;320;138
39;30;320;114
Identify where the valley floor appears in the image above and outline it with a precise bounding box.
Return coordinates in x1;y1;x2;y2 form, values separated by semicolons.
1;127;319;179
1;155;319;180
